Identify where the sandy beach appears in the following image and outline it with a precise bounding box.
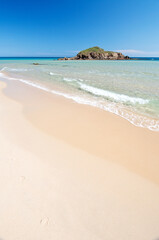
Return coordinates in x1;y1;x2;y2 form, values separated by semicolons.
0;78;159;240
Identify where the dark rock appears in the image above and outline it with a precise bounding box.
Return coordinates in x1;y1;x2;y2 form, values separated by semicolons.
33;63;40;65
124;55;130;60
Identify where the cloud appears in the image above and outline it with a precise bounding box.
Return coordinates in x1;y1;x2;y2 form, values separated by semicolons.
114;49;159;57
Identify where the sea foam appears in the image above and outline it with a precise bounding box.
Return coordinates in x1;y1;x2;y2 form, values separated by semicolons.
49;72;61;76
79;83;149;105
1;67;29;72
0;71;158;132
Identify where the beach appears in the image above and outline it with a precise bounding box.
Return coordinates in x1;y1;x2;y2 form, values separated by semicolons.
0;77;159;240
1;0;159;238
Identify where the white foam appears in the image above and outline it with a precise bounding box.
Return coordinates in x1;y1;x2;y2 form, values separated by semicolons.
79;83;149;105
49;72;61;76
0;71;158;132
63;77;84;83
1;67;29;72
1;67;7;71
63;77;77;82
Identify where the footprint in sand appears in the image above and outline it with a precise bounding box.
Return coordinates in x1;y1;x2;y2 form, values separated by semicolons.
40;217;49;226
20;176;26;182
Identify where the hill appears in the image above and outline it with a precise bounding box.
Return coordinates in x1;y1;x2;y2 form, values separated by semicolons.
58;46;130;60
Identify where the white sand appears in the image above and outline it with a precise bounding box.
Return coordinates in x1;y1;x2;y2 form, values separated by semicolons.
0;80;159;240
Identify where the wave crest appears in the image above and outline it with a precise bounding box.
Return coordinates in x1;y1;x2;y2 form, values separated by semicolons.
79;83;149;105
1;67;29;72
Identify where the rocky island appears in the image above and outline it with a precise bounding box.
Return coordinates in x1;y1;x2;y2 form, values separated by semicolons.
58;46;130;60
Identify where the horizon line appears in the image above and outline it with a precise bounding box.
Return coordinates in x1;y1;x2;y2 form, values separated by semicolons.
0;56;159;58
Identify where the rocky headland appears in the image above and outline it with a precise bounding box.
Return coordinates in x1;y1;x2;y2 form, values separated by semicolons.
58;46;130;60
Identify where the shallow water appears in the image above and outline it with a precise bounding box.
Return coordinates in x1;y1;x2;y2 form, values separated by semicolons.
0;58;159;131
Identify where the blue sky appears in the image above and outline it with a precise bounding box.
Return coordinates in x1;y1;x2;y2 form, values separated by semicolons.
0;0;159;57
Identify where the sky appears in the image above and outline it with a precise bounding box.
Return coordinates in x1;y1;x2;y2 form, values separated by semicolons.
0;0;159;57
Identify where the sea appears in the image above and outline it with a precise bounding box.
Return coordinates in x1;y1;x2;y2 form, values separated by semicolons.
0;57;159;131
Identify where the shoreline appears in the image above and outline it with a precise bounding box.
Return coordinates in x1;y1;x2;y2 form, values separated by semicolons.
1;77;159;185
0;71;159;132
0;78;159;239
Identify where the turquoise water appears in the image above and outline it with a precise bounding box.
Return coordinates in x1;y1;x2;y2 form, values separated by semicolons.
0;58;159;131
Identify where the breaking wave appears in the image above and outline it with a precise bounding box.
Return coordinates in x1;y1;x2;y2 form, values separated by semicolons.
49;72;61;76
79;83;149;105
0;71;158;132
1;67;29;72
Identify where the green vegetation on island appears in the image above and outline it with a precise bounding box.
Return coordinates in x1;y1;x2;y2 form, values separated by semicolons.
78;46;113;55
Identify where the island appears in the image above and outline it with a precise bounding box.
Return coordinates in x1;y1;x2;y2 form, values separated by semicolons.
58;46;130;60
